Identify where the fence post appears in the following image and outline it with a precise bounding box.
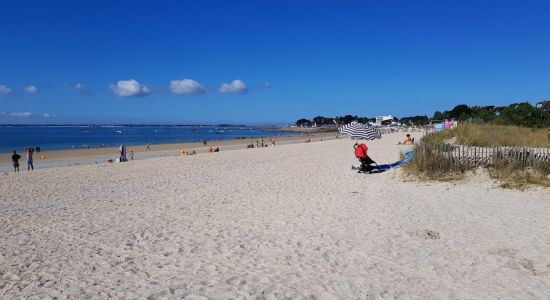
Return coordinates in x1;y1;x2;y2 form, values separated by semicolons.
474;146;477;166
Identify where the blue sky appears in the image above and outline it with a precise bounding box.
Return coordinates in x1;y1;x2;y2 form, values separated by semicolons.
1;0;549;124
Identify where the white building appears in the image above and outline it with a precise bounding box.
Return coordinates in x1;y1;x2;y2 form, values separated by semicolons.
375;115;394;126
536;100;549;109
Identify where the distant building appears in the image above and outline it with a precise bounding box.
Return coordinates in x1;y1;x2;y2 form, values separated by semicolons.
375;115;394;126
536;100;549;110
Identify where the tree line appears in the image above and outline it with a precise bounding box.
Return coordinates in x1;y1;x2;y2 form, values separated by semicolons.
295;115;427;127
295;102;550;128
433;102;550;127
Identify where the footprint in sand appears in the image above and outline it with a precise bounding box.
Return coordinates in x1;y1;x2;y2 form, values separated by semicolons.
489;248;550;276
422;230;440;240
518;259;550;276
519;259;537;275
488;247;517;258
408;230;440;240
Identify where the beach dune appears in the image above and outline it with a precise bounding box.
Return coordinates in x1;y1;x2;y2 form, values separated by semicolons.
1;132;549;299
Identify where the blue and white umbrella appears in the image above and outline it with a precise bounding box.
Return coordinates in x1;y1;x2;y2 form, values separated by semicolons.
339;122;381;140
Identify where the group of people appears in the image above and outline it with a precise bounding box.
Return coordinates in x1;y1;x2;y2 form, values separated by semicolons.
246;137;276;149
180;149;197;156
9;136;289;172
11;148;34;172
118;145;135;162
256;137;276;148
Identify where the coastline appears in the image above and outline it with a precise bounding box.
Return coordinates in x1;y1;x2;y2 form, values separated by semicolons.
0;132;337;172
275;126;339;133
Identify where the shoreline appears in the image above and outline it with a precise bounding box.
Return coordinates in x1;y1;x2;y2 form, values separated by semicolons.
0;132;337;172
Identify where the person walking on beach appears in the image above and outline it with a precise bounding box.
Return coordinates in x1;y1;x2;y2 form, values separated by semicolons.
26;148;34;171
129;150;134;160
146;143;150;151
11;151;21;172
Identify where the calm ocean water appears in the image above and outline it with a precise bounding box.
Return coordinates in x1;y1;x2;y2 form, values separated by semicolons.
0;126;298;153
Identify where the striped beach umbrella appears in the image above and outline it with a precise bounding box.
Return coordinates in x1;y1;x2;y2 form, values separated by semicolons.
339;122;382;140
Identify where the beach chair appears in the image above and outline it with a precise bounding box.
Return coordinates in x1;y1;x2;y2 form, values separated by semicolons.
358;155;378;173
354;143;378;173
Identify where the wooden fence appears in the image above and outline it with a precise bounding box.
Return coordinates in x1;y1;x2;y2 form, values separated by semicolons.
426;144;550;168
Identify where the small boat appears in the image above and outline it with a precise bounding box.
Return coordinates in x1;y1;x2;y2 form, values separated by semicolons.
115;130;123;134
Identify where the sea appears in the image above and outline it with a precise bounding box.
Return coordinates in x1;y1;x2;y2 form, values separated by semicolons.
0;125;298;153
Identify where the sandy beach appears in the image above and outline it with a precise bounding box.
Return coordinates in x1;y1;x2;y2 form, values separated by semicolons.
1;132;549;299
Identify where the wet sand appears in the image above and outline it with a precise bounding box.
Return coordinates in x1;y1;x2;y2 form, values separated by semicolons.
0;132;337;172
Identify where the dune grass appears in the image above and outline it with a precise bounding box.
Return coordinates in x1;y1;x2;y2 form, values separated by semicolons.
403;133;474;180
485;155;550;189
430;123;550;147
404;123;550;188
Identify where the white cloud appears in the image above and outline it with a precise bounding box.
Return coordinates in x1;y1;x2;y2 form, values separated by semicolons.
43;112;51;118
109;79;150;97
65;82;91;95
23;85;38;95
10;112;34;118
0;84;14;96
74;83;85;90
170;79;205;95
219;79;248;94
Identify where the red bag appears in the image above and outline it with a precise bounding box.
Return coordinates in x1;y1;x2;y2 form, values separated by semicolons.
354;143;368;159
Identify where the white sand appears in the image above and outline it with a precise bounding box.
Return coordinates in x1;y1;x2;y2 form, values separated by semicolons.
1;132;549;299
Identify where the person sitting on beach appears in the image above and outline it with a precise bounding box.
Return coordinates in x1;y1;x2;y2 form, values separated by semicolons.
208;146;213;153
398;134;414;145
214;147;220;152
180;148;187;156
11;151;21;172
